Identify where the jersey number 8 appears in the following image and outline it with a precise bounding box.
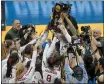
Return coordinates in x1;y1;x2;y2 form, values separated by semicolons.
47;74;51;82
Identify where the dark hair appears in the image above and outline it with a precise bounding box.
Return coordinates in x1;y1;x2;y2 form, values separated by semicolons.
47;52;63;68
99;57;104;69
38;51;43;60
22;24;35;34
35;57;43;77
83;55;95;79
47;57;56;68
19;24;35;46
6;51;19;78
55;41;60;53
4;40;13;49
10;47;18;54
72;66;83;81
54;78;62;84
35;57;42;71
83;55;93;64
22;44;33;62
25;60;31;69
25;57;43;78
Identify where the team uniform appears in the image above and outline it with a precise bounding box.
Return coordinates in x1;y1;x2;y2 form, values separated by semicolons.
42;37;61;83
2;63;16;83
9;50;41;83
9;71;42;83
56;32;71;56
22;57;31;66
8;31;49;83
1;39;35;67
2;54;9;66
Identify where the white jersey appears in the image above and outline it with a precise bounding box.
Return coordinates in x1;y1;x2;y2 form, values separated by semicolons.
60;40;68;55
2;64;16;83
42;37;61;83
43;67;60;83
9;50;37;83
2;52;22;67
2;58;8;67
9;71;42;83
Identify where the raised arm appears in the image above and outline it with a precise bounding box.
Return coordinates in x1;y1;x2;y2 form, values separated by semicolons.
25;47;37;78
57;21;71;43
46;36;58;58
20;26;49;53
19;38;38;53
35;30;49;48
74;46;88;82
62;13;78;36
64;57;74;82
89;30;101;60
42;43;50;69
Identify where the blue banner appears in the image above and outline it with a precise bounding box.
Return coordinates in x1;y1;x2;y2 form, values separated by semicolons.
5;1;104;25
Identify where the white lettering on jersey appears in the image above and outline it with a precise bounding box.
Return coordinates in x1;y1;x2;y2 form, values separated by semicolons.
43;68;60;83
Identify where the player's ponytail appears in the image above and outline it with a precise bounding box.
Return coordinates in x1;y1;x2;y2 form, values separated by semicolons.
6;50;19;78
6;57;12;77
47;57;56;68
54;78;62;84
22;44;33;63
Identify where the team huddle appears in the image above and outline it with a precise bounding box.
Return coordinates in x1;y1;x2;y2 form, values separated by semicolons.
2;21;68;83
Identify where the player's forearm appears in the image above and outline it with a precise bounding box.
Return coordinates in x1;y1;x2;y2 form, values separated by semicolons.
47;36;57;58
65;17;77;36
41;31;49;44
31;50;37;67
20;37;38;53
64;63;73;82
61;27;71;43
35;31;49;48
23;33;29;40
26;50;37;78
42;44;49;68
90;36;101;60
